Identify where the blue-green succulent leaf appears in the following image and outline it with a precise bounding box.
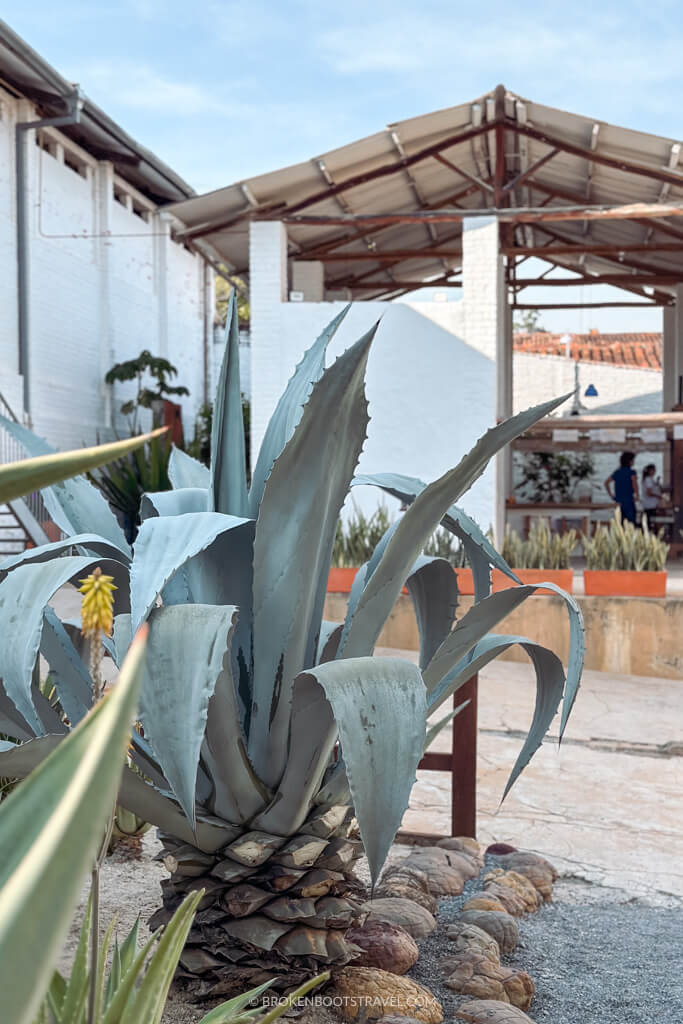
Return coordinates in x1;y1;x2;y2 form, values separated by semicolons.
405;555;459;669
248;305;350;517
0;557;129;734
210;292;248;518
140;488;208;519
0;534;131;575
0;415;130;554
168;447;210;490
138;604;239;827
427;632;566;798
130;512;253;631
272;657;426;884
248;327;375;787
343;396;568;659
40;606;93;726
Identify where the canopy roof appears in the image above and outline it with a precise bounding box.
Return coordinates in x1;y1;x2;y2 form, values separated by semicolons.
169;85;683;303
0;20;194;204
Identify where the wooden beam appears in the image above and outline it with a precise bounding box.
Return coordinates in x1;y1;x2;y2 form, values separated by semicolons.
299;248;462;262
512;301;668;308
501;147;560;195
432;153;494;195
282;201;683;228
505;241;683;256
508;117;683;191
512;272;681;287
493;85;507;207
344;279;462;290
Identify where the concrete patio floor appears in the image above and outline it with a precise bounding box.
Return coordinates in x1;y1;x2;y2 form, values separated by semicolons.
378;648;683;904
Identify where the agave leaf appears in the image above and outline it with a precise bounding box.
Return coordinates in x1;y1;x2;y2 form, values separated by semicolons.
430;633;566;797
138;604;240;826
201;609;268;823
140;487;208;518
119;890;202;1024
0;418;164;515
0;689;33;742
40;606;93;726
353;471;520;597
0;556;129;734
168;446;210;490
249;328;375;787
112;613;133;667
0;533;131;576
130;512;253;631
210;293;249;518
317;621;344;664
0;630;146;1024
257;657;426;882
343;397;567;660
256;972;330;1024
119;766;239;853
104;937;121;1012
405;555;459;669
424;580;584;740
248;305;349;516
0;416;148;552
423;700;469;753
337;520;400;657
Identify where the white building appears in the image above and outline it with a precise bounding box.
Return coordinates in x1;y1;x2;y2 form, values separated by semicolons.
0;22;215;449
172;87;683;538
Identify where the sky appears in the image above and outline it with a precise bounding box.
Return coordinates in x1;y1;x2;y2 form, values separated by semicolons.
7;1;683;332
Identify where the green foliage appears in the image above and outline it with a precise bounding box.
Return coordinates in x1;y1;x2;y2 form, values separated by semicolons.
582;509;669;571
105;351;189;431
513;308;545;333
501;520;578;570
515;450;594;503
89;434;172;542
33;891;327;1023
215;274;250;327
0;298;584;893
333;503;467;567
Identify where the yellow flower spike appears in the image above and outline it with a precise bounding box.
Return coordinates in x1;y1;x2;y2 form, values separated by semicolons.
78;567;117;638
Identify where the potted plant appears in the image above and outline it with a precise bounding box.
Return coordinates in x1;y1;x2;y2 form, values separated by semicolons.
514;450;595;504
582;510;668;597
496;519;577;593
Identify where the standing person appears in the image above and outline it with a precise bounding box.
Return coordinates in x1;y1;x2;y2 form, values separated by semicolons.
605;451;639;523
641;463;663;519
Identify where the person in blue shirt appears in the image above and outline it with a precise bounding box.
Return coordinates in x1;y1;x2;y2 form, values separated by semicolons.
605;451;639;523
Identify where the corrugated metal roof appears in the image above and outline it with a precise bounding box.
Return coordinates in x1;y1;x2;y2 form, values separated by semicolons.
168;86;683;299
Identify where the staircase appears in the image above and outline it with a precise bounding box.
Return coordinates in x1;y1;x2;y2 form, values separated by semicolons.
0;391;52;556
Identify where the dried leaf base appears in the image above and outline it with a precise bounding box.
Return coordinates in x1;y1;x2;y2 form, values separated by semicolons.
149;804;365;997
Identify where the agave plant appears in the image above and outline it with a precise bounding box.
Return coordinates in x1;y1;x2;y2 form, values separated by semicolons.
0;299;584;995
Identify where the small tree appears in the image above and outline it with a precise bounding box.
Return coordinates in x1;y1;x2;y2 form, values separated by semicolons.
513;309;546;333
105;350;189;431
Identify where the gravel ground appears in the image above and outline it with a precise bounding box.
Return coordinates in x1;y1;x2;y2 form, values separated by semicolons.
409;856;683;1024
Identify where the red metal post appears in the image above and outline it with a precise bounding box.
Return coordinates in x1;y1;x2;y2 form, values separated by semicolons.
417;672;478;838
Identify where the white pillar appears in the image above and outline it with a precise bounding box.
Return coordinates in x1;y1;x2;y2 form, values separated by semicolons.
462;215;507;542
663;284;683;410
249;221;288;458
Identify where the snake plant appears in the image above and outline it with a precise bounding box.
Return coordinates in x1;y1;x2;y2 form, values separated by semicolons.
582;508;669;571
0;299;584;993
502;519;578;570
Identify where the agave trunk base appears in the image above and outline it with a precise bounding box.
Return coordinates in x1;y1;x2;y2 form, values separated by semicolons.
149;804;365;997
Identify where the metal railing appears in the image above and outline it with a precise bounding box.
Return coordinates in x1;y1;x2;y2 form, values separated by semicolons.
0;389;54;536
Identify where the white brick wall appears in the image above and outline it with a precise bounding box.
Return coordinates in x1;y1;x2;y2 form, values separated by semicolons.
0;85;209;449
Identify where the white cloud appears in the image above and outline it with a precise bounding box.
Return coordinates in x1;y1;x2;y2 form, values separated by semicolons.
78;61;240;116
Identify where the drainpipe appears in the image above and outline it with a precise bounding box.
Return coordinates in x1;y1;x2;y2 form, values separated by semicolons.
15;87;83;419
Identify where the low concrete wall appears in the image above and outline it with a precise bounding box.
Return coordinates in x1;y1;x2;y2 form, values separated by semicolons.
323;592;683;680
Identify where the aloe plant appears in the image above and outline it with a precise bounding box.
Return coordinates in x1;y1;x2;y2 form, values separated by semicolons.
582;509;668;571
501;520;578;570
0;299;584;991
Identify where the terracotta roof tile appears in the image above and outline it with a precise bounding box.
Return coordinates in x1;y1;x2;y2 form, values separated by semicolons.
513;331;661;369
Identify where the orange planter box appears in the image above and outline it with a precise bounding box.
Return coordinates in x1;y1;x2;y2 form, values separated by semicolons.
327;566;573;597
492;568;574;595
583;570;667;598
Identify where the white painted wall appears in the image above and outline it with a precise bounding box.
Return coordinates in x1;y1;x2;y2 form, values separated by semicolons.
248;269;495;529
0;84;208;450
